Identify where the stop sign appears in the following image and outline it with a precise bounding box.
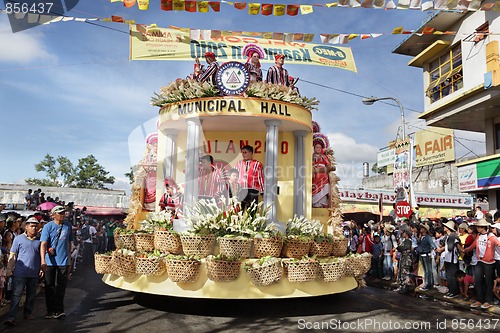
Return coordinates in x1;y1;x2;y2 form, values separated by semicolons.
395;201;412;218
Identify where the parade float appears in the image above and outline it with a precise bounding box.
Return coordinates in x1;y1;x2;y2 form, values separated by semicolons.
100;50;371;299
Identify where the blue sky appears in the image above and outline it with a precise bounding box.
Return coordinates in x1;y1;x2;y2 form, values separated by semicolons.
0;2;485;191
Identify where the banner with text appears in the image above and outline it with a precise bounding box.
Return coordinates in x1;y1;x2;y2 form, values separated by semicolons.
415;127;454;167
129;25;357;72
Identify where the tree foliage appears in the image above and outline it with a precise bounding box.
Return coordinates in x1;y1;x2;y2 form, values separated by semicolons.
25;154;115;189
371;162;387;175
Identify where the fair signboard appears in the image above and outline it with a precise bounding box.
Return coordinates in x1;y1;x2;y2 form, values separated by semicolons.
415;127;455;167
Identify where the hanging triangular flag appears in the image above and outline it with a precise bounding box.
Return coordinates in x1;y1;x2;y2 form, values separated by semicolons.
248;3;260;14
421;0;433;10
385;0;396;8
221;30;232;36
161;0;173;10
362;0;374;8
293;33;304;41
397;0;410;9
185;0;197;12
350;0;362;8
304;33;314;42
325;2;337;7
190;29;201;39
338;0;349;6
124;0;136;8
409;0;421;9
211;30;222;38
137;0;149;10
421;26;435;34
274;4;285;16
209;2;220;11
198;1;209;12
286;4;299;15
284;33;293;42
361;34;371;39
348;34;359;41
111;15;124;22
371;33;383;38
273;32;284;41
373;0;385;8
300;5;313;14
173;0;185;10
320;34;332;43
234;2;246;9
262;4;273;15
262;32;273;39
201;30;211;39
392;26;404;34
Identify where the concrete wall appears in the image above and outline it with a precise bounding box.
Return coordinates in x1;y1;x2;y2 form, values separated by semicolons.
0;184;129;209
362;162;460;194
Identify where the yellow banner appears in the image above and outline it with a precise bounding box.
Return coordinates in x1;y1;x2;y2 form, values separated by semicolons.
415;127;455;167
129;25;357;72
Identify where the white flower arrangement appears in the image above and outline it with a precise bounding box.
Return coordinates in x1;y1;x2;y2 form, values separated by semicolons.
150;79;319;111
286;214;323;241
140;210;173;232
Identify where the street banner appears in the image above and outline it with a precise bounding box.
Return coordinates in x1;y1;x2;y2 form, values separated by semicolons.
393;139;410;189
129;25;358;72
415;127;454;167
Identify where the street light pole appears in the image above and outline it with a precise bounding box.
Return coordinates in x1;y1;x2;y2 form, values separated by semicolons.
362;96;406;139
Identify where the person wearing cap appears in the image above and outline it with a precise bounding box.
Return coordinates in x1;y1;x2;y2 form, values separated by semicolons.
435;220;463;299
3;217;41;326
266;54;291;86
40;205;73;319
195;51;219;85
417;223;437;291
464;218;500;309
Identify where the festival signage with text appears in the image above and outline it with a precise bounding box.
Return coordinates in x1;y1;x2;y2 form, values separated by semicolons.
129;25;357;72
377;148;395;168
415;127;454;167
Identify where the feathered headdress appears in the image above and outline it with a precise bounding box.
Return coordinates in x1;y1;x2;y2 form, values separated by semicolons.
313;133;330;149
312;121;321;133
242;43;265;59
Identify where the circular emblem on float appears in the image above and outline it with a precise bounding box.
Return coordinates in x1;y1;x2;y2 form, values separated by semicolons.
216;61;250;95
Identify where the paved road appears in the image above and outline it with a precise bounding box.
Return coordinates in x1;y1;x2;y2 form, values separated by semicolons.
0;264;498;333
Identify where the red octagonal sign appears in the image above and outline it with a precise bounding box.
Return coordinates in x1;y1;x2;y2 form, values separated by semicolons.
395;201;412;218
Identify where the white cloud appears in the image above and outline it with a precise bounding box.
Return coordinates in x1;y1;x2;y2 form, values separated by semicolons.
328;132;379;164
0;20;56;63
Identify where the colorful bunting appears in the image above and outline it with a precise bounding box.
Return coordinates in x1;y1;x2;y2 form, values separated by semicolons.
160;0;173;11
234;2;247;9
137;0;149;10
198;1;209;12
262;4;273;15
173;0;185;11
274;4;285;16
248;3;260;14
209;1;221;11
287;5;299;15
185;0;197;12
300;5;313;14
123;0;136;8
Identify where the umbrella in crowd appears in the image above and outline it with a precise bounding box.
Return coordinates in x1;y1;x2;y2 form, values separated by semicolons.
37;202;58;211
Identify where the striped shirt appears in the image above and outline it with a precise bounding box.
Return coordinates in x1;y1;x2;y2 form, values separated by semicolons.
198;166;224;198
235;159;264;193
197;62;219;85
266;65;290;86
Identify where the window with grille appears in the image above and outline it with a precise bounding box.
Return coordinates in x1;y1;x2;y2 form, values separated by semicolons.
426;43;463;103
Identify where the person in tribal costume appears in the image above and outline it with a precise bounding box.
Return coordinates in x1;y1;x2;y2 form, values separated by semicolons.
198;155;224;200
312;133;334;208
266;54;290;86
195;52;219;86
159;178;183;219
234;145;264;211
242;43;265;82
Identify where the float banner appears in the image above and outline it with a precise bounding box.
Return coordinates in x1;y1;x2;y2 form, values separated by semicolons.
415;127;454;167
393;139;410;189
129;25;357;72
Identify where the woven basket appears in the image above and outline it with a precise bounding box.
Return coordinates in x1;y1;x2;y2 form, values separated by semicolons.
318;259;346;282
245;259;282;286
344;254;372;277
309;240;334;257
218;237;253;259
136;257;166;276
166;259;201;283
114;233;136;251
206;258;241;282
283;259;319;282
253;237;283;258
111;251;136;277
154;230;182;254
134;233;155;252
282;238;312;259
180;234;215;257
94;253;113;274
331;238;348;257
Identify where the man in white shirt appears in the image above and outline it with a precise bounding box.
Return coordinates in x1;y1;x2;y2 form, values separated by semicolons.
475;205;484;219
